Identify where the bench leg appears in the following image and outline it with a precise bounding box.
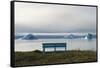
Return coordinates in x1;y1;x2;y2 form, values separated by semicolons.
43;48;45;54
54;47;56;52
65;47;66;51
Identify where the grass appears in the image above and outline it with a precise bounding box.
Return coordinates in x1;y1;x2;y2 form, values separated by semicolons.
15;50;97;67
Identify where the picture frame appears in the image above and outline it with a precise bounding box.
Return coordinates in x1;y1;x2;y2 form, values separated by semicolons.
11;1;98;67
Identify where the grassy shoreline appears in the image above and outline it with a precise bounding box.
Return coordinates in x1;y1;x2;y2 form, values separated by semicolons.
15;50;97;66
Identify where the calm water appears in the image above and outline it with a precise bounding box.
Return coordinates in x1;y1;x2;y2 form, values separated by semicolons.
15;39;96;52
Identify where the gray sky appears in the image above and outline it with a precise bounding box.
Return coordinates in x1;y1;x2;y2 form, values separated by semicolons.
15;2;96;33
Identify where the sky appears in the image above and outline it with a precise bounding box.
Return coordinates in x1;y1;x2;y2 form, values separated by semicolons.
15;2;97;33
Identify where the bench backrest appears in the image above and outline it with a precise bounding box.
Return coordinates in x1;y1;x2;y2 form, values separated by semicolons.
42;43;66;48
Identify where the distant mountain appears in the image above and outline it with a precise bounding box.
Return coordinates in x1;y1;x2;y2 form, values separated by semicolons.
84;33;96;39
15;35;24;39
22;34;37;40
15;33;96;40
64;34;85;39
65;33;96;39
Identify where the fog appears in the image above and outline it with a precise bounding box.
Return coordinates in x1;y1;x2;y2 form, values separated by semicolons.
15;2;96;33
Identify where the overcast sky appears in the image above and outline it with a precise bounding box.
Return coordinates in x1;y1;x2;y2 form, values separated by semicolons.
15;2;96;33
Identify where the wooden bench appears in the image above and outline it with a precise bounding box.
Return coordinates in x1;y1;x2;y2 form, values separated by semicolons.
42;43;66;53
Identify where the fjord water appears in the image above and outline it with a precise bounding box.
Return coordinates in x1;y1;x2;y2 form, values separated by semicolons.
15;38;96;52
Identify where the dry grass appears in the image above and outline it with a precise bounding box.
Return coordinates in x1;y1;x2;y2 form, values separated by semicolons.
15;50;97;67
